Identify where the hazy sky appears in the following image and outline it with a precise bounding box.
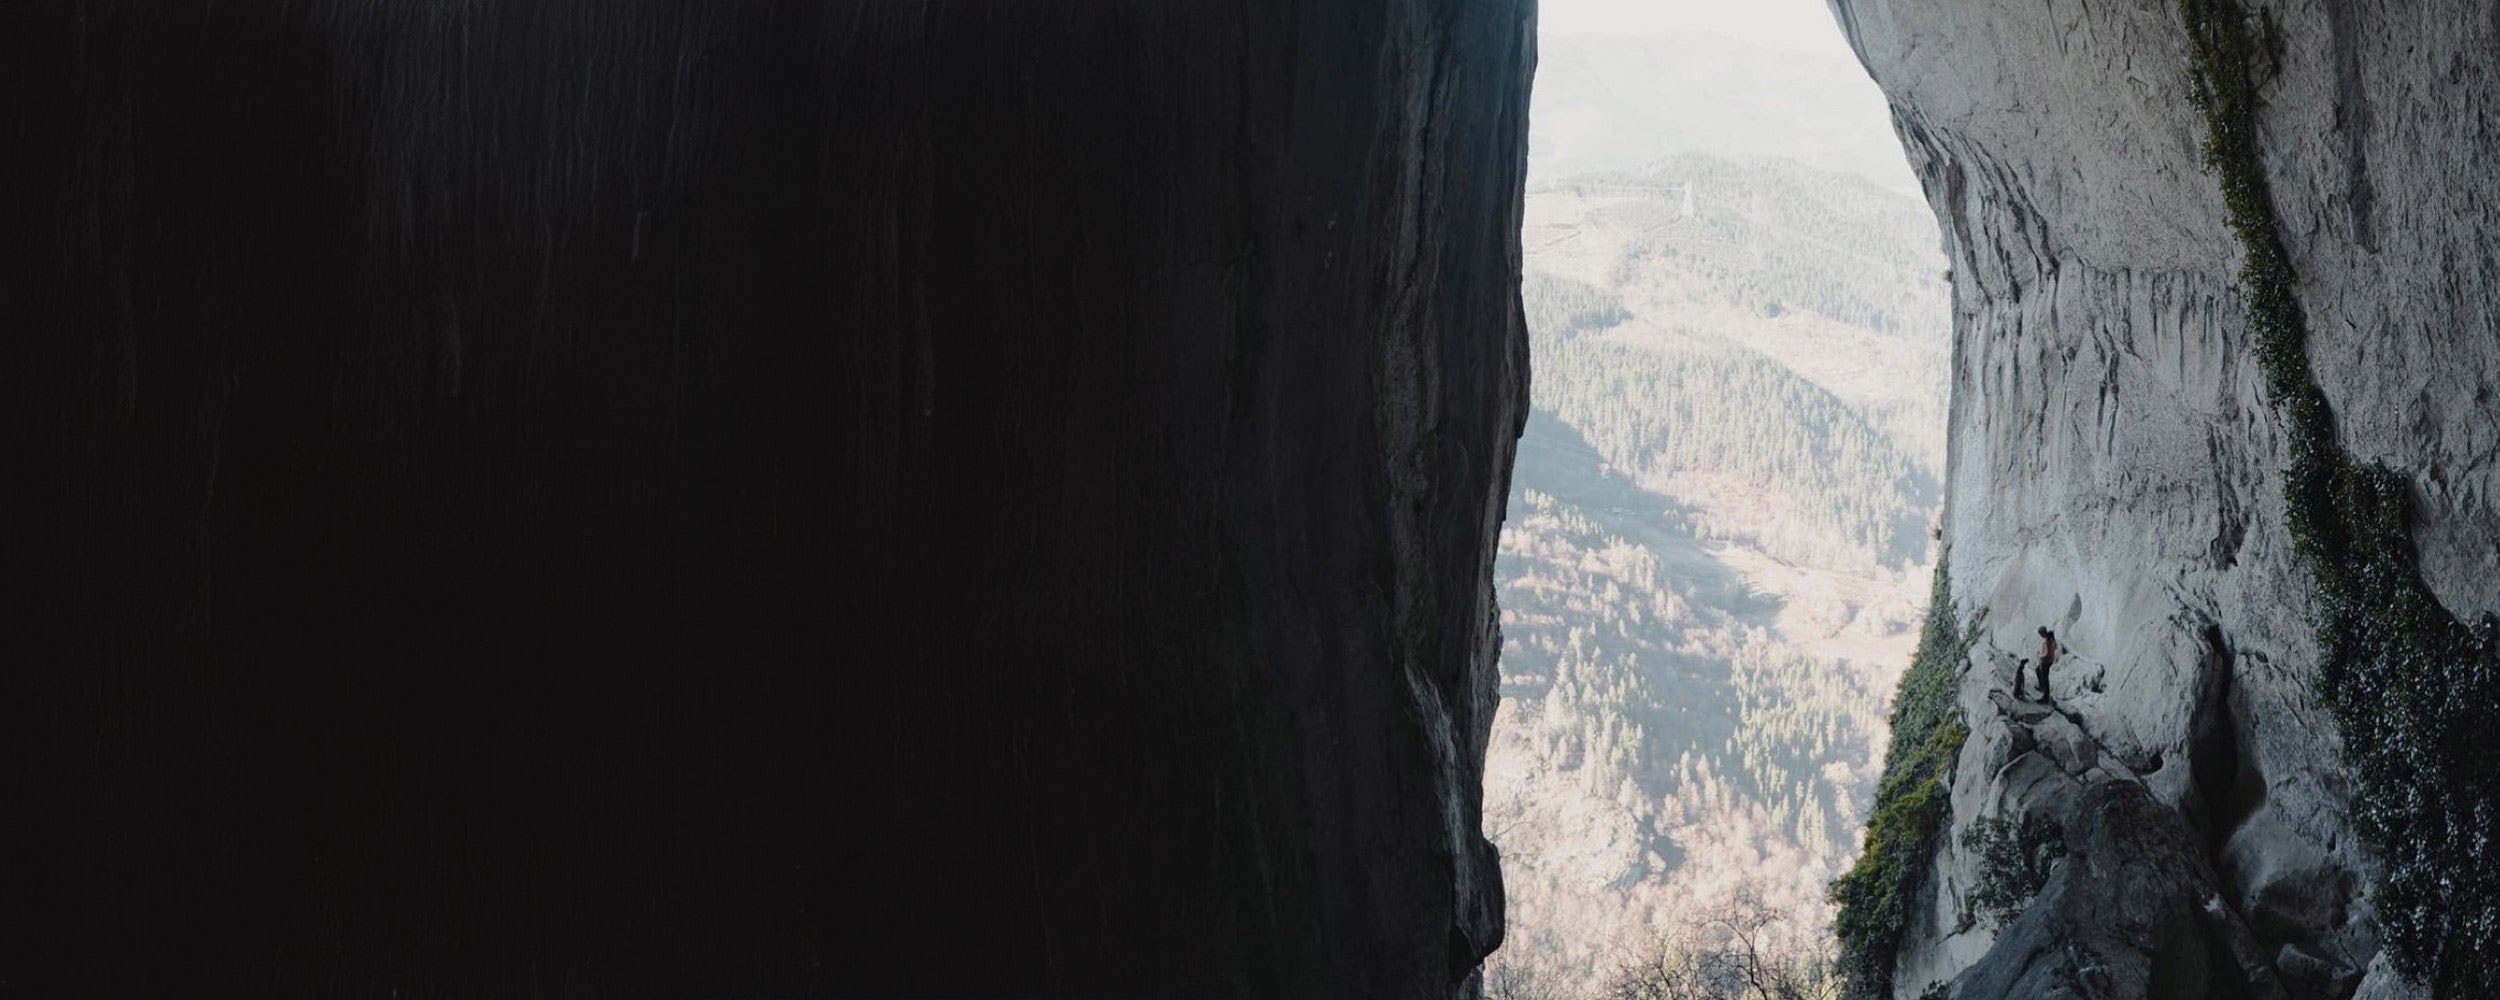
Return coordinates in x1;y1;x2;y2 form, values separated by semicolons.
1527;0;1915;193
1538;0;1858;58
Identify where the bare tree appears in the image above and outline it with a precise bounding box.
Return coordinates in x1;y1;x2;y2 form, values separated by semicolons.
1484;947;1574;1000
1598;884;1843;1000
1601;943;1743;1000
1694;887;1842;1000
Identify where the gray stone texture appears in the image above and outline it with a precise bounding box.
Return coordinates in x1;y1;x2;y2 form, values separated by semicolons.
1831;0;2500;996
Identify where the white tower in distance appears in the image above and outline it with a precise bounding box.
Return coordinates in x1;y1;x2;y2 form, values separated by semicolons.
1680;181;1695;219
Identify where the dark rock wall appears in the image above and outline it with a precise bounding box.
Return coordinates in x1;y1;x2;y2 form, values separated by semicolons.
0;2;1533;995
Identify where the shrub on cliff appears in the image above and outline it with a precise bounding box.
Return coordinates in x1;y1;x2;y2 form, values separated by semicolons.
1829;558;1973;999
1958;813;2064;930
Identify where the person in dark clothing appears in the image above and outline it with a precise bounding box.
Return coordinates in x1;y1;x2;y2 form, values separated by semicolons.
2032;626;2058;702
2014;625;2059;702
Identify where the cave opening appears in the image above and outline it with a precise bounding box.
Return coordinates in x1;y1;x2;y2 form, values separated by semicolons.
1480;1;1953;995
3;0;2034;994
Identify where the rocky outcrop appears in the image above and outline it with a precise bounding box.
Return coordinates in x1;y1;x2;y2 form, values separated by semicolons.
0;2;1534;996
1834;0;2500;997
1912;676;2296;1000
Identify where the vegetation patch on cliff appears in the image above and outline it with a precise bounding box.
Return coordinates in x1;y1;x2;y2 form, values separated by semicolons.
1958;814;2064;931
1831;559;1974;999
2181;1;2500;991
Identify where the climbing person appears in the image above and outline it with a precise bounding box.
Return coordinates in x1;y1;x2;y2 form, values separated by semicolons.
2033;626;2058;703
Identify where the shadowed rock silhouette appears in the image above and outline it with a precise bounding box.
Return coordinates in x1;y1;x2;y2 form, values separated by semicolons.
0;3;1534;996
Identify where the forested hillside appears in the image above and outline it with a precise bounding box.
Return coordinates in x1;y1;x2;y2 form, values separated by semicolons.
1524;154;1951;470
1539;158;1941;335
1534;319;1935;566
1485;153;1947;994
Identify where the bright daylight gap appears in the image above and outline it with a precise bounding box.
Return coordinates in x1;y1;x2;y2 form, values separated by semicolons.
1483;0;1949;993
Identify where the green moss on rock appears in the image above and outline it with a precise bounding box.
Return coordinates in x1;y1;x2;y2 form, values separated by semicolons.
1833;558;1976;999
2179;0;2500;991
1960;813;2065;930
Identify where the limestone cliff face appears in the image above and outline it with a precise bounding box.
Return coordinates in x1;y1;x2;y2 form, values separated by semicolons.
2;3;1532;996
1833;0;2500;997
